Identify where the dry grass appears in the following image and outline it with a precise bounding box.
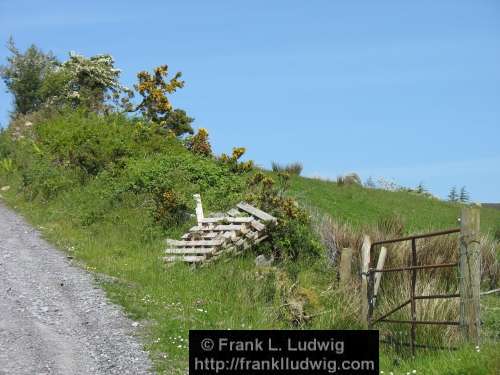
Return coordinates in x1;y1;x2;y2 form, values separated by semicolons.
311;210;500;346
271;161;303;176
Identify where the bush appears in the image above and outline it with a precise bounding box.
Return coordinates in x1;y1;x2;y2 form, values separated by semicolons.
271;161;303;176
34;110;176;176
246;172;321;260
113;152;245;229
219;147;254;174
185;128;212;157
20;157;78;200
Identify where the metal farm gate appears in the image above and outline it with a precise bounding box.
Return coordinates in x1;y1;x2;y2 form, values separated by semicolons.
363;207;481;355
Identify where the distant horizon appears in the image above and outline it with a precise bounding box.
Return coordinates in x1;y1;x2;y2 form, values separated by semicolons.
1;0;499;201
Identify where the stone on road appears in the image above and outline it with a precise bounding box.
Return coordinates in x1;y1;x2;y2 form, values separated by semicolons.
0;203;153;374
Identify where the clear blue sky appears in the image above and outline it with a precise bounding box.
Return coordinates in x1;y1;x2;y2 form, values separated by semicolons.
1;0;499;201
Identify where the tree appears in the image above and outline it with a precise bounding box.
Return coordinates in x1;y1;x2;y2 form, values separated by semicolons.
365;176;376;188
134;65;184;122
416;181;427;194
0;37;58;115
186;128;212;157
56;52;133;112
448;186;458;202
459;186;470;203
160;109;194;137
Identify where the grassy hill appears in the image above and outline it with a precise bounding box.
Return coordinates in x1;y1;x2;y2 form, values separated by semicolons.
289;175;500;235
0;111;498;374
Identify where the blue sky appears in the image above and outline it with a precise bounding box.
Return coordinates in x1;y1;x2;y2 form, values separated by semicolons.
1;0;499;201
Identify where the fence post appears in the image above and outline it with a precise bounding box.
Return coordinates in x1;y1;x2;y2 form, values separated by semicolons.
360;235;371;328
339;248;353;286
459;206;481;345
193;194;204;225
373;246;387;305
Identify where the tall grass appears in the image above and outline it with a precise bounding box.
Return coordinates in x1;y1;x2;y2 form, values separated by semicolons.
311;210;500;348
271;161;303;176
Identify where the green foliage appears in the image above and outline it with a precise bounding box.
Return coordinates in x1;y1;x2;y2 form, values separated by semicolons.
219;147;254;173
246;172;321;260
271;161;303;176
459;186;470;202
54;52;133;112
448;186;458;202
153;189;190;228
0;157;13;174
134;65;184;124
33;111;175;176
20;156;78;200
0;38;58;114
185;128;212;157
416;181;427;194
159;109;194;137
288;175;500;235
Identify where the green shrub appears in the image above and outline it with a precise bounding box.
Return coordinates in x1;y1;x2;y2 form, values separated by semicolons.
20;157;78;200
246;172;322;260
34;110;176;177
219;147;254;174
153;189;190;228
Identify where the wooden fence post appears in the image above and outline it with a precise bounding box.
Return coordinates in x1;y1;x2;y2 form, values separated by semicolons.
459;206;481;345
360;235;371;328
193;194;204;225
373;246;387;306
339;248;353;286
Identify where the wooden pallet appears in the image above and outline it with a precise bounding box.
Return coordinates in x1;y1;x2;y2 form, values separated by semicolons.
164;199;276;265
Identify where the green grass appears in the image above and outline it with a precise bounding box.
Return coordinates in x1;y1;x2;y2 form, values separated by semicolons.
1;113;498;374
289;175;500;234
1;173;498;374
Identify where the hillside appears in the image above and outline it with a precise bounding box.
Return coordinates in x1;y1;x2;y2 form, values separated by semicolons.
290;175;500;235
0;111;499;374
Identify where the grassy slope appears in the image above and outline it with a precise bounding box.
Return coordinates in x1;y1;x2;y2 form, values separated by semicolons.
289;175;500;234
1;126;498;373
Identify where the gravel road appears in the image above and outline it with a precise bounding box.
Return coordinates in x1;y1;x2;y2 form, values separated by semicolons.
0;202;153;375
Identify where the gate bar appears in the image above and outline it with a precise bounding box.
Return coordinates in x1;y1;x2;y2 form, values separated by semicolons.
370;228;460;247
371;262;458;273
379;319;460;326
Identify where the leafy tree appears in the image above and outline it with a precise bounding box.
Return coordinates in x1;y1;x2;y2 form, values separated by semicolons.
0;38;58;115
55;52;133;112
134;65;184;123
448;186;458;202
459;186;470;203
186;128;212;157
365;176;376;188
416;181;427;194
160;109;194;136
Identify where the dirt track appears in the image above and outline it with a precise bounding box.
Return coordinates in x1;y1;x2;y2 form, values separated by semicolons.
0;202;153;374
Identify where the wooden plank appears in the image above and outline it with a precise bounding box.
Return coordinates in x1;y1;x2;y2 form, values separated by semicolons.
459;206;481;345
339;247;353;286
254;235;268;244
184;231;219;239
189;224;245;232
165;247;216;255
373;246;387;304
227;208;241;217
251;220;265;232
200;217;253;224
236;202;276;222
166;239;224;247
360;235;371;329
164;255;206;262
245;231;259;240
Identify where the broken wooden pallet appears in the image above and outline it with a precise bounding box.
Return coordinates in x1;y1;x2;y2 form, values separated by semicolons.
164;197;276;265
